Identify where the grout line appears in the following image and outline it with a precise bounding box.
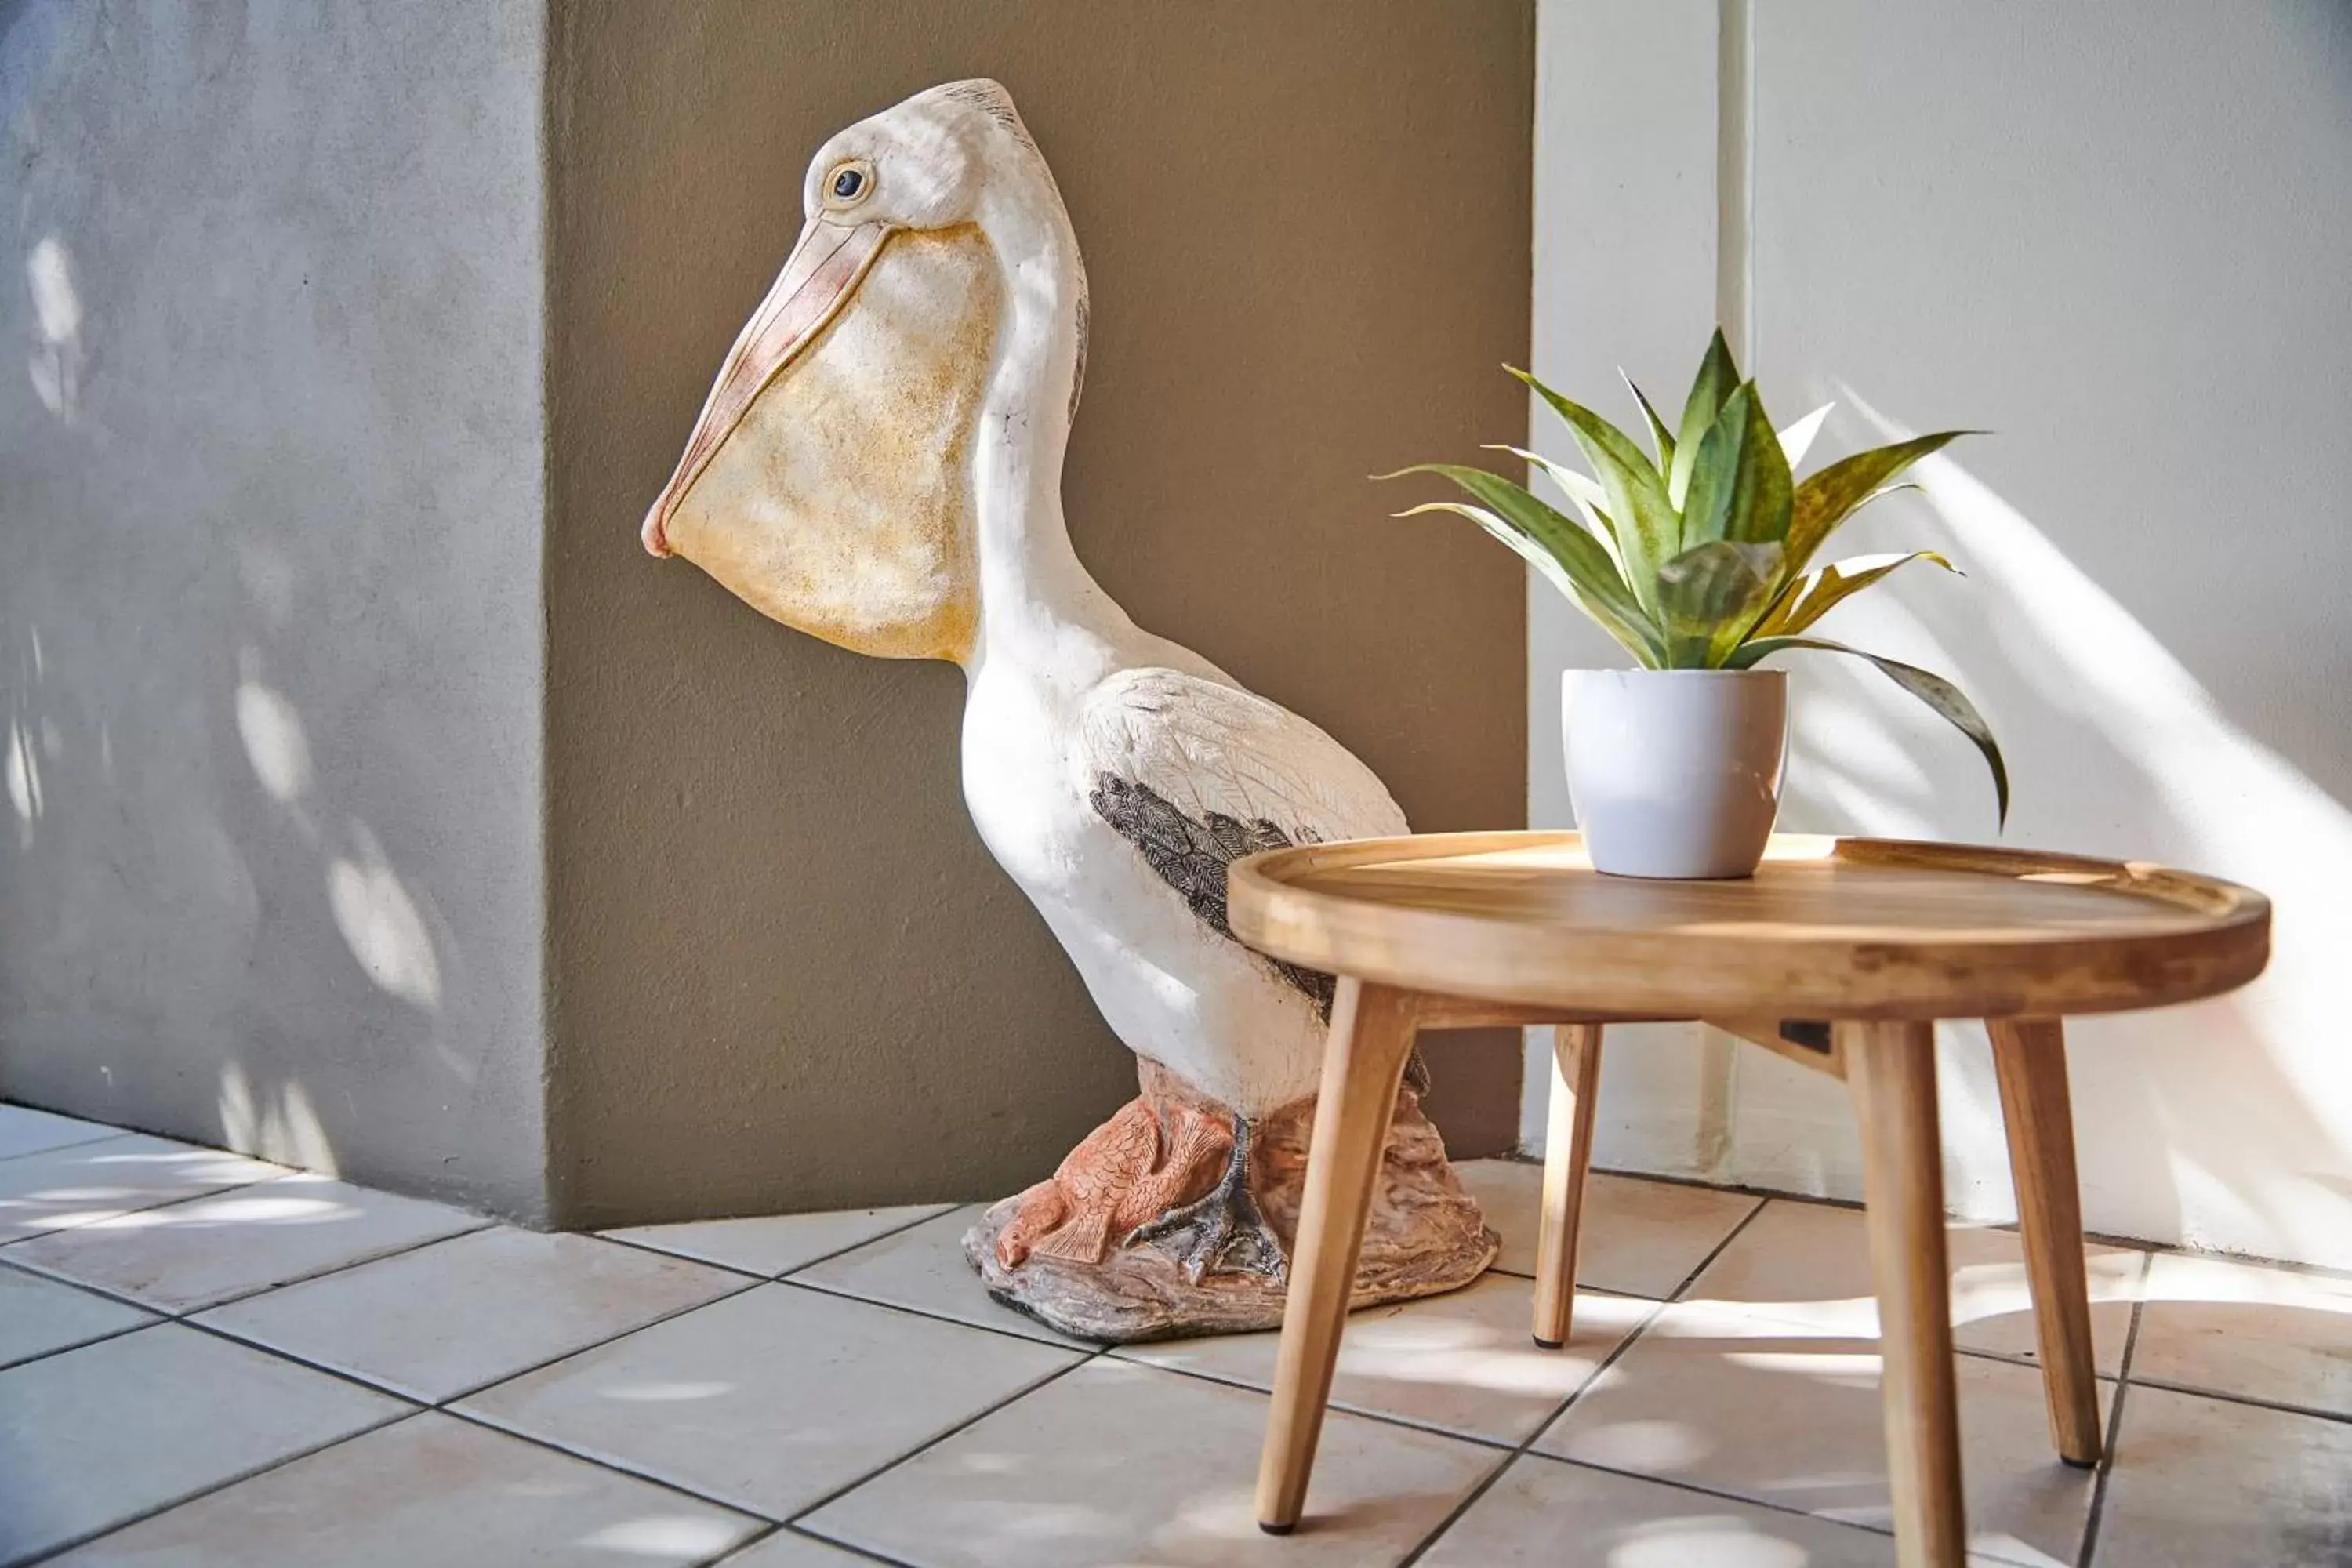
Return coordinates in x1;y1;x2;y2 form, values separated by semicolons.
1103;1348;1527;1454
773;1204;971;1276
593;1200;961;1287
588;1231;774;1282
699;1521;786;1568
1526;1447;1906;1543
171;1315;436;1408
781;1348;1110;1534
0;1167;296;1256
758;1524;927;1568
437;1402;792;1525
0;1316;155;1374
0;1130;132;1164
2077;1250;2151;1566
1388;1205;1788;1568
423;1274;768;1406
1394;1291;1674;1568
2115;1373;2352;1430
0;1216;500;1325
775;1523;925;1568
775;1273;1100;1355
1666;1190;1773;1302
187;1219;503;1312
1394;1198;1782;1564
9;1403;420;1566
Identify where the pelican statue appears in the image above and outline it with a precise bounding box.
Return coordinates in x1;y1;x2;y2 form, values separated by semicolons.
641;79;1486;1323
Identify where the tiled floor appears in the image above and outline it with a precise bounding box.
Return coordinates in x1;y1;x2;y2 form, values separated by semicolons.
2;1105;2347;1566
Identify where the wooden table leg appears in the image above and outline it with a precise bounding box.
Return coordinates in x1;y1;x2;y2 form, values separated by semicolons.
1842;1020;1967;1568
1989;1017;2102;1466
1255;978;1420;1534
1532;1022;1602;1348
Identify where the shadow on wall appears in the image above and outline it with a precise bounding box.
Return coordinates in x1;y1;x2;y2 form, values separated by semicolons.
1756;393;2351;1269
1;0;547;1218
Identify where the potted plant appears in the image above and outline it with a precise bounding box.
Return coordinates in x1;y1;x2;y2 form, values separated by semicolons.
1383;330;2005;879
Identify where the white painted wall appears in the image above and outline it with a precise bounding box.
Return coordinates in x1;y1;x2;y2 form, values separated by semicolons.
1526;0;2352;1270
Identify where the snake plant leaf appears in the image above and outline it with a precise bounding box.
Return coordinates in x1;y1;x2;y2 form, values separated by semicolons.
1508;367;1680;614
1752;550;1959;638
1730;633;2009;825
1657;539;1784;668
1682;382;1795;549
1668;328;1741;510
1777;402;1834;469
1483;445;1625;575
1395;500;1662;666
1783;431;1972;583
1623;371;1677;474
1380;462;1658;649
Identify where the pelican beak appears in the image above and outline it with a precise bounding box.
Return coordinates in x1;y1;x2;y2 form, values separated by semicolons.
641;216;895;557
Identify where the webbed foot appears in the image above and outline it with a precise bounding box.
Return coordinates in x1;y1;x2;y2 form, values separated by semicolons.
1124;1112;1287;1284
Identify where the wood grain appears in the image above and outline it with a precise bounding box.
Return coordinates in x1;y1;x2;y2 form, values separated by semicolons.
1230;832;2267;1018
1844;1020;1967;1568
1989;1017;2103;1465
1254;978;1421;1533
1531;1024;1602;1348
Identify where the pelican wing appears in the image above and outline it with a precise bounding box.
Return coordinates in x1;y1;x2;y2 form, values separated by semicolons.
1078;668;1406;1017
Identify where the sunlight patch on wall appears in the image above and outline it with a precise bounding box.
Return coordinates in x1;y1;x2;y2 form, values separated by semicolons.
25;233;82;419
328;824;442;1009
218;1062;339;1175
234;670;314;804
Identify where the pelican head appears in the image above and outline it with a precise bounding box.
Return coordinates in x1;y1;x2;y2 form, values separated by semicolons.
641;78;1083;665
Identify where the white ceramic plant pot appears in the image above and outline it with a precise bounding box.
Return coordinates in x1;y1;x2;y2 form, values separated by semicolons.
1562;669;1789;880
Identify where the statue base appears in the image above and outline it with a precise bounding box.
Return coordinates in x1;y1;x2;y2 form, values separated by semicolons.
961;1062;1497;1345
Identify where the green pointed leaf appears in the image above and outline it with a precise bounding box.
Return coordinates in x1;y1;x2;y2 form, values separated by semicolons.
1396;501;1661;666
1657;540;1784;668
1752;550;1959;637
1668;328;1741;510
1379;463;1661;664
1508;368;1680;615
1729;633;2009;826
1682;382;1794;549
1783;431;1973;581
1777;402;1834;469
1623;371;1676;474
1481;445;1623;571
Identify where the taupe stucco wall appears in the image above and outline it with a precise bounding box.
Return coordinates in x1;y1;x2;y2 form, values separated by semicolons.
0;2;550;1218
543;1;1534;1225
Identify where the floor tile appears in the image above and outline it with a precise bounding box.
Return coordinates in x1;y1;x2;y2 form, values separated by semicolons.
719;1530;884;1566
2091;1382;2352;1567
803;1357;1500;1568
456;1283;1080;1520
0;1134;286;1243
792;1203;1093;1347
47;1410;763;1567
1534;1301;2100;1567
0;1103;122;1160
0;1262;157;1369
1118;1273;1647;1444
0;1323;406;1565
1421;1450;1989;1566
6;1173;487;1313
605;1203;953;1279
2130;1251;2352;1417
194;1227;748;1402
1454;1161;1762;1299
1685;1197;2143;1375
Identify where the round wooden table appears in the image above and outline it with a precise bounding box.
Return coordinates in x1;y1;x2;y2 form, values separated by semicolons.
1229;832;2268;1568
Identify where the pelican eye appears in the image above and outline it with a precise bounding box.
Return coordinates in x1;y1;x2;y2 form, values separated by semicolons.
824;160;873;209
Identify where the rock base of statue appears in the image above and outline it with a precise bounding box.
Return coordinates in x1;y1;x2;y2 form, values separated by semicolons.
963;1060;1497;1345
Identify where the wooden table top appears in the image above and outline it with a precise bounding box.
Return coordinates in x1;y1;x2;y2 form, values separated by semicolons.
1228;832;2269;1020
